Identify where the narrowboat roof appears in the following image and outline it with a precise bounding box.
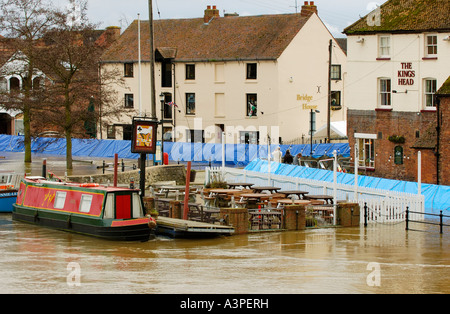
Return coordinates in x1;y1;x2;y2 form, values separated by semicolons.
24;177;141;193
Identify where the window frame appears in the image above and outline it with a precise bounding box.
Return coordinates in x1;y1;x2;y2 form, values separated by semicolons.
124;63;134;78
124;94;134;109
54;191;67;209
330;65;342;80
423;78;437;109
425;34;438;57
246;93;257;117
186;93;196;115
378;78;392;107
185;64;195;80
378;35;391;58
79;194;93;213
246;63;257;80
358;138;375;169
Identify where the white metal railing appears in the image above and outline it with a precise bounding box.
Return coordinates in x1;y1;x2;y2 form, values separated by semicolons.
206;166;425;225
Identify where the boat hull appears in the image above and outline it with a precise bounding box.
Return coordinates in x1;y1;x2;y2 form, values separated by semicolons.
13;205;153;242
0;190;18;213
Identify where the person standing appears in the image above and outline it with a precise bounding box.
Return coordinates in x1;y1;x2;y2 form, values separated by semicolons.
283;149;294;164
272;147;282;163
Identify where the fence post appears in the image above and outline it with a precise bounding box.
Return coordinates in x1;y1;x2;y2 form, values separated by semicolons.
364;202;368;227
440;210;443;234
405;207;409;231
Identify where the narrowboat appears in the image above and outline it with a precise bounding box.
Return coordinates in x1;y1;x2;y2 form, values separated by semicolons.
0;171;20;213
12;177;156;241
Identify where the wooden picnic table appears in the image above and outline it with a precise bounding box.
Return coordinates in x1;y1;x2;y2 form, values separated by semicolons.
251;186;282;194
304;194;334;204
239;193;271;202
275;199;312;207
227;183;254;189
278;190;309;199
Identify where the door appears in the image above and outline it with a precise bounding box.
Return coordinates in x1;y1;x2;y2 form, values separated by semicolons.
115;194;131;219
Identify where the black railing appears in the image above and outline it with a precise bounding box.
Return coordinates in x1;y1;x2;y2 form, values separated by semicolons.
406;208;450;234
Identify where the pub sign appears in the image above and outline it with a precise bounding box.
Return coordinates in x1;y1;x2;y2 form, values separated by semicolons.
131;118;158;154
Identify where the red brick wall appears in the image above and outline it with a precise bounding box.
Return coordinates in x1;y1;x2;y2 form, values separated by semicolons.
438;96;450;186
347;109;438;184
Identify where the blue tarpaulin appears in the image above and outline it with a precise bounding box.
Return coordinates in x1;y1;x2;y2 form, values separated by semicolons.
0;134;350;166
244;159;450;214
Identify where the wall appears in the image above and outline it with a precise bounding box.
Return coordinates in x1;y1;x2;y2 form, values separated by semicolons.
278;14;347;142
68;164;186;186
347;109;437;183
438;95;449;186
346;33;450;112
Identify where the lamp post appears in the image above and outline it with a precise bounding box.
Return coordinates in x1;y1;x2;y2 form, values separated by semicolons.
159;93;165;164
310;109;320;157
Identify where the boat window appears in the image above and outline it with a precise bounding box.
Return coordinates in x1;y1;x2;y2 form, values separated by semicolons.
104;193;114;219
54;191;67;209
79;194;93;213
132;193;144;218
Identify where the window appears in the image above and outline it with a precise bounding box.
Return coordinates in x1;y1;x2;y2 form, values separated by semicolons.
424;78;437;108
358;138;375;168
161;61;172;88
246;63;257;80
379;78;391;107
186;93;195;115
107;125;116;139
163;93;173;119
132;193;144;218
79;194;93;213
32;77;42;90
125;94;134;108
9;77;20;90
215;63;225;82
331;65;341;80
246;94;257;117
425;35;437;57
330;91;341;110
378;35;390;58
54;191;67;209
185;64;195;80
104;193;114;219
124;63;133;77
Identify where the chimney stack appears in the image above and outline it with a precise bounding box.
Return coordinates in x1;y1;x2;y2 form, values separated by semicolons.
204;5;220;24
300;1;318;17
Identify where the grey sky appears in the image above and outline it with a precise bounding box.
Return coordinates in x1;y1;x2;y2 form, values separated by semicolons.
54;0;386;37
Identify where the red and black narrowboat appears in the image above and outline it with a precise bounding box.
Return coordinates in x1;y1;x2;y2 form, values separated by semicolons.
12;177;156;241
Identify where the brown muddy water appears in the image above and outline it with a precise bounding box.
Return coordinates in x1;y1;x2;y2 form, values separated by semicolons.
0;153;449;294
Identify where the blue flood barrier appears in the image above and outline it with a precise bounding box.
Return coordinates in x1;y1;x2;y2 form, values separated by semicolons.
244;159;449;214
0;135;350;166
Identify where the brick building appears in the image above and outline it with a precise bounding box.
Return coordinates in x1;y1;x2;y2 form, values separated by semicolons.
343;0;449;185
437;77;450;185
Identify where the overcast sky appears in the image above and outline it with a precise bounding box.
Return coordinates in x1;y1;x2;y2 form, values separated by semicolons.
53;0;387;38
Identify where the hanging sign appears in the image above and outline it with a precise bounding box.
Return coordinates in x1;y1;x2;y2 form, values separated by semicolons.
131;118;158;154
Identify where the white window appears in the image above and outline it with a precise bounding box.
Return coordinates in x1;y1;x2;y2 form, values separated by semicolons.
379;35;390;58
425;34;437;57
358;138;375;168
379;78;392;107
79;194;93;213
132;193;143;218
104;193;114;219
424;78;437;108
54;191;67;209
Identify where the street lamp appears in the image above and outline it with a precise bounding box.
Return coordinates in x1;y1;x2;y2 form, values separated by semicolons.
310;109;320;157
159;93;165;164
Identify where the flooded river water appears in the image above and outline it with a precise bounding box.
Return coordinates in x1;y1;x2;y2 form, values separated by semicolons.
0;153;449;294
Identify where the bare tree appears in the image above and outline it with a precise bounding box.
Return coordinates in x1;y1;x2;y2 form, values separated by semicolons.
0;0;56;163
35;0;125;170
